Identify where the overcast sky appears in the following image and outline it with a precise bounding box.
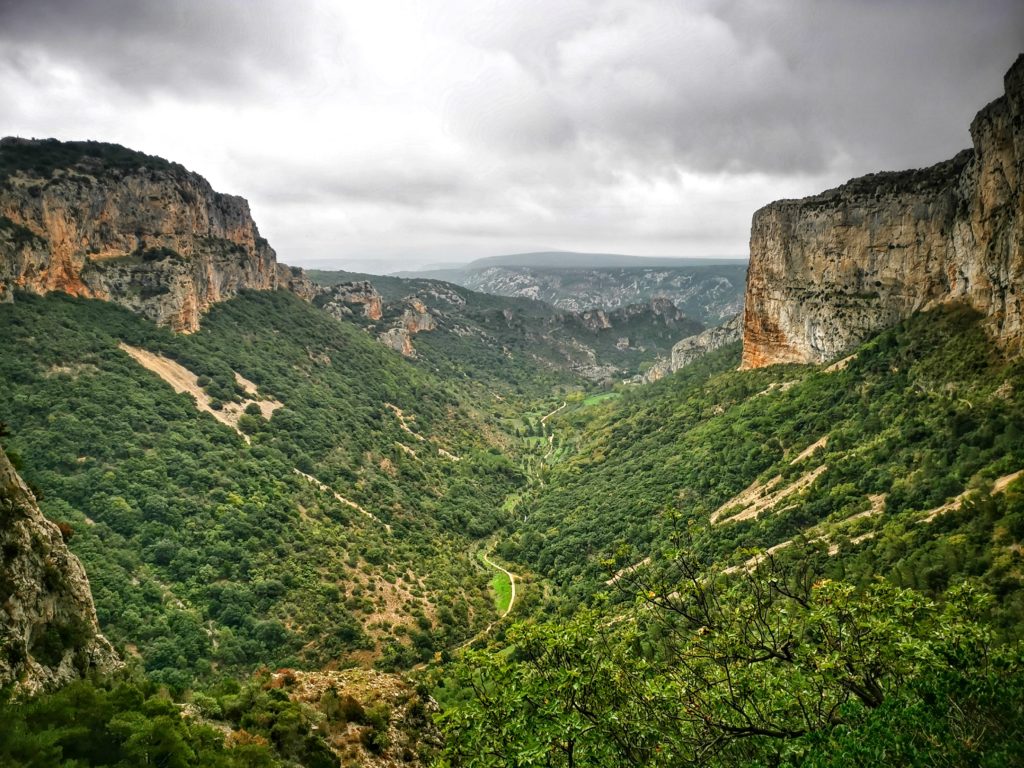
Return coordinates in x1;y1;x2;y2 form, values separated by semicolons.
1;0;1021;272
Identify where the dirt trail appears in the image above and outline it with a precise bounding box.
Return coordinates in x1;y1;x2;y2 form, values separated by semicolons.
724;493;886;573
824;353;857;373
385;403;425;441
606;556;651;585
713;465;828;525
386;402;462;460
480;550;517;619
790;435;828;465
292;468;391;533
455;546;518;651
540;401;567;424
920;469;1022;523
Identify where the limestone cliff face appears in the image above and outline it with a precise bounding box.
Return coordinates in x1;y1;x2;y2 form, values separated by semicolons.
742;54;1024;368
0;447;119;693
0;138;309;332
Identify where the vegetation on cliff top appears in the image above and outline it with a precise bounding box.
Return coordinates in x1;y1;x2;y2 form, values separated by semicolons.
0;138;186;182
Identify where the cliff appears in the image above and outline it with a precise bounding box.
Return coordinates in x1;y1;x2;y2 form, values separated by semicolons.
0;138;310;332
0;446;119;693
742;54;1024;368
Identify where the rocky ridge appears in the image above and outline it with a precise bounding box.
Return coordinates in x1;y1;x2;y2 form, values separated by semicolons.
315;272;700;374
0;446;119;693
0;138;311;332
454;264;746;322
742;54;1024;368
642;314;742;383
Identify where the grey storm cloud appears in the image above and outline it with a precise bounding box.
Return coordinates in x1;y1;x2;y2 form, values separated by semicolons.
0;0;1022;269
0;0;322;94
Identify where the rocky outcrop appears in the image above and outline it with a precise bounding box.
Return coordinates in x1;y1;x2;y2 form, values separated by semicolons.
0;446;119;693
643;314;741;382
320;281;384;322
0;138;312;332
276;263;321;304
378;298;438;357
742;54;1024;368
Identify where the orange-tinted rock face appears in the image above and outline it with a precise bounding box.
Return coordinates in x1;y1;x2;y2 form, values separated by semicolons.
0;139;310;332
741;54;1024;368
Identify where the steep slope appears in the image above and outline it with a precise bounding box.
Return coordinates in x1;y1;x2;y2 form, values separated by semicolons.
0;138;312;332
504;307;1024;620
1;446;118;693
742;54;1024;368
0;291;528;682
642;314;742;382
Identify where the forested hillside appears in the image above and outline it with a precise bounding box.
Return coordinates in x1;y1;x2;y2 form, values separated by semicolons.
503;307;1024;618
0;290;531;685
437;306;1024;766
307;269;702;382
3;52;1023;765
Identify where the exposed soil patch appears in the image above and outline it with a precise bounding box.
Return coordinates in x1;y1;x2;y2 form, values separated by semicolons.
385;403;425;441
920;470;1022;523
713;465;828;524
119;343;282;437
790;435;828;465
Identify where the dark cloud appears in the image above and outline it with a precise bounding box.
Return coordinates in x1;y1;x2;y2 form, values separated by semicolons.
0;0;1021;266
0;0;323;95
451;0;1024;175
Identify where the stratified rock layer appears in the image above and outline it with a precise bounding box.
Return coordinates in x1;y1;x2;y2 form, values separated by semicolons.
742;54;1024;368
0;139;308;332
0;447;119;693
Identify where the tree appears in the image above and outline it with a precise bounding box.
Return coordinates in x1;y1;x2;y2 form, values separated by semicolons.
440;545;1024;767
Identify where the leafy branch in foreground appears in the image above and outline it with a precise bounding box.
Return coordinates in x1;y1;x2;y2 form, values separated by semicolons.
438;547;1024;767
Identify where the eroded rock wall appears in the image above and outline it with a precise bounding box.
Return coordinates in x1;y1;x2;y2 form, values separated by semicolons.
742;54;1024;368
0;447;119;693
0;139;310;332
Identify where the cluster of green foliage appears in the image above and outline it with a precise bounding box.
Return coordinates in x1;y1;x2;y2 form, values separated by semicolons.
0;290;531;687
439;557;1024;767
0;138;185;182
5;269;1024;767
0;669;364;768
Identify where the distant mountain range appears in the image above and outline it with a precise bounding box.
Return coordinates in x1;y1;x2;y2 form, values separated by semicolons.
394;251;747;323
401;251;747;274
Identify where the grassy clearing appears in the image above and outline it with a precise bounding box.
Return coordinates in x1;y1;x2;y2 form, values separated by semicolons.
480;551;514;614
490;570;513;614
583;391;622;406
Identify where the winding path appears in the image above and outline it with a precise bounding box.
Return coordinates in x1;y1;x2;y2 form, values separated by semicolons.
540;400;567;425
454;546;519;651
292;468;392;533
